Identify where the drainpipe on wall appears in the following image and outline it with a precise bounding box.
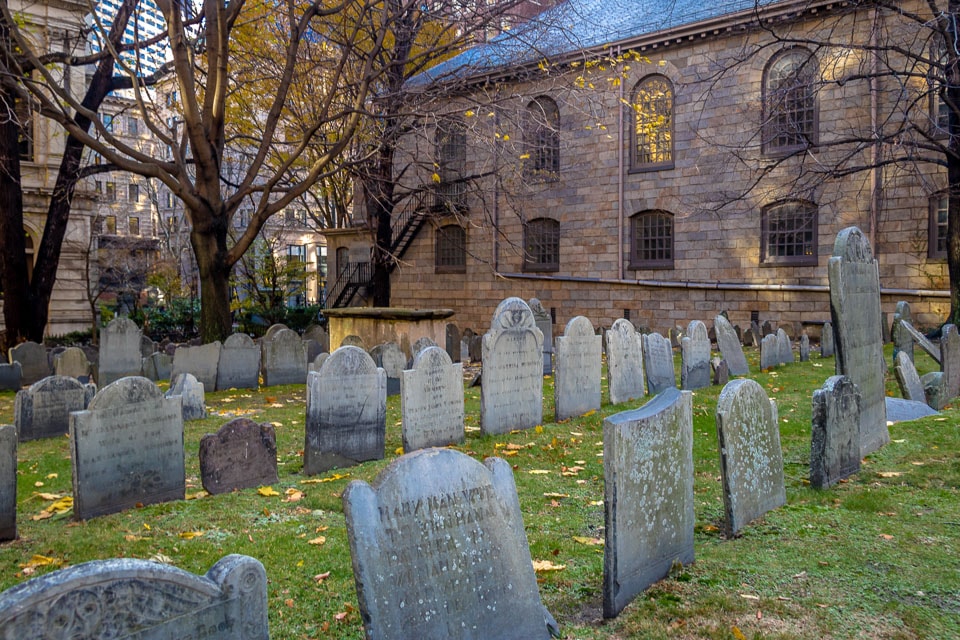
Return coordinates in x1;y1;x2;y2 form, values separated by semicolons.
869;6;881;250
617;45;625;281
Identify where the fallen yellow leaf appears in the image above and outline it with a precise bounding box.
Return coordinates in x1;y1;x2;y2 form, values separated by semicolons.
257;486;281;497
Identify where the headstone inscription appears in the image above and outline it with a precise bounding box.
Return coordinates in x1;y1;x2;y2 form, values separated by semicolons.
680;320;711;390
776;328;794;365
606;318;644;405
895;351;927;403
200;418;278;495
602;387;694;619
642;332;676;396
554;316;601;421
529;298;554;375
53;347;92;381
0;425;15;541
9;341;50;386
14;375;89;441
98;317;143;385
714;314;749;376
810;376;862;489
342;448;557;640
70;376;184;520
400;346;464;452
216;333;260;390
715;379;786;537
892;300;914;363
170;341;221;392
0;363;21;391
167;373;207;421
261;328;307;386
0;555;269;639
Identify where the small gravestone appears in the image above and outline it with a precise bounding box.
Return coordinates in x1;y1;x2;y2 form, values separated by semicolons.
370;342;407;396
167;372;207;421
606;318;644;405
263;323;290;342
308;352;329;373
9;341;50;386
895;351;927;403
799;333;810;362
643;332;676;396
216;333;260;390
892;301;914;363
342;449;556;640
14;375;89;441
821;321;835;358
400;346;464;452
529;298;554;375
810;376;861;489
304;346;386;474
776;328;794;365
760;333;779;370
200;418;278;494
480;298;543;435
261;328;307;386
0;425;15;541
303;324;330;352
715;379;786;537
940;324;960;400
0;363;21;391
411;336;438;360
714;315;749;376
554;316;601;421
712;357;729;386
142;351;173;381
445;323;461;363
680;320;711;390
70;377;184;520
99;317;143;385
341;334;366;349
171;341;221;392
53;347;92;380
0;555;269;639
603;388;694;618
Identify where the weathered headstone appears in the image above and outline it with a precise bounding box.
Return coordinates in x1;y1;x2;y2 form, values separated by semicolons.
529;298;553;375
712;357;729;386
642;332;676;396
200;418;278;494
70;376;184;520
9;341;50;386
714;315;749;376
216;333;260;390
892;301;914;364
370;341;407;396
554;316;601;421
680;320;711;390
342;448;556;640
303;324;330;352
400;346;464;452
940;323;960;400
821;321;835;358
828;227;889;457
14;375;89;441
776;328;794;365
167;372;207;421
0;425;15;541
480;298;543;435
304;346;386;474
895;351;927;403
603;388;694;618
810;376;861;489
53;347;92;381
0;555;269;639
445;323;461;363
341;334;366;349
0;363;21;391
99;317;143;385
606;318;645;405
261;328;307;386
760;334;779;370
715;379;786;537
799;332;810;362
171;341;221;392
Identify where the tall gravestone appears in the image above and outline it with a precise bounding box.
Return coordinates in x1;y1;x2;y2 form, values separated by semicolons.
554;316;602;421
715;379;786;537
714;314;749;376
810;376;862;489
529;298;554;375
99;317;143;385
216;333;260;390
170;342;221;392
0;425;15;541
200;418;278;495
603;388;694;618
642;332;676;396
892;301;914;363
167;373;207;421
14;375;90;441
400;346;464;452
760;334;779;369
261;328;307;386
821;321;835;358
680;320;711;390
342;449;556;640
776;328;794;365
70;377;184;520
828;227;889;457
304;346;386;474
9;341;50;386
53;347;92;380
480;298;543;435
606;318;644;405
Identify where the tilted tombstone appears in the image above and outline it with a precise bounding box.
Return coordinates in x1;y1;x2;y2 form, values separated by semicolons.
892;300;914;364
602;388;694;619
940;323;960;400
895;351;927;403
445;323;461;363
70;376;184;520
821;321;835;358
200;418;278;495
262;323;290;342
680;320;711;390
642;332;676;396
0;362;21;391
0;555;269;639
142;352;173;381
810;376;862;489
480;298;543;435
53;347;92;381
9;341;50;386
715;379;786;537
14;375;89;441
828;227;889;457
216;333;260;390
400;346;464;452
342;448;557;640
714;314;749;376
260;328;307;386
308;352;329;373
303;324;330;352
341;334;366;349
0;425;15;541
529;298;554;375
799;333;811;362
776;328;794;365
167;372;207;421
170;341;221;392
304;346;386;474
370;341;407;396
99;317;143;385
760;334;779;370
554;316;601;421
606;318;645;405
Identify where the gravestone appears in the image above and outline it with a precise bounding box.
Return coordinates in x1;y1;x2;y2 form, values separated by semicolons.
199;418;278;495
99;317;143;385
810;376;861;489
0;555;269;639
0;363;21;391
70;376;184;520
940;324;960;400
712;357;729;386
261;328;307;386
529;298;554;375
9;341;50;386
142;352;173;381
370;342;407;396
799;333;810;362
445;323;461;363
714;315;749;376
0;425;15;541
342;448;556;640
411;336;438;360
715;379;786;537
303;324;330;352
171;341;221;392
892;301;914;363
603;388;694;619
760;334;779;369
554;316;601;421
776;328;794;365
262;323;290;342
216;333;260;390
642;332;676;396
304;346;386;475
895;351;927;403
828;227;889;457
821;321;835;358
14;375;89;441
167;373;207;421
480;298;543;435
400;346;464;452
53;347;92;380
606;318;644;405
680;320;711;390
341;334;366;349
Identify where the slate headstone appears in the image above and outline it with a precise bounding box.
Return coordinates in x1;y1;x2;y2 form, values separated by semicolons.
170;341;221;392
200;418;278;495
760;333;779;370
261;328;307;386
400;346;464;452
554;316;601;421
216;333;260;390
680;320;711;390
53;347;92;380
799;333;810;362
776;328;794;365
895;351;927;403
606;318;644;405
892;301;914;363
529;298;554;375
0;425;15;541
167;372;207;421
370;341;407;397
9;341;50;386
643;332;676;396
810;376;861;489
821;321;835;358
0;363;21;391
445;323;461;363
99;317;143;385
14;375;89;441
714;315;749;376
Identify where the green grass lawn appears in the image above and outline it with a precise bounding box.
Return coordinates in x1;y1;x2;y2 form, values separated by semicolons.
0;344;957;639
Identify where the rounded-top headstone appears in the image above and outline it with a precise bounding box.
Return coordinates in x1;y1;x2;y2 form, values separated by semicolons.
321;345;377;377
88;376;163;410
490;297;536;332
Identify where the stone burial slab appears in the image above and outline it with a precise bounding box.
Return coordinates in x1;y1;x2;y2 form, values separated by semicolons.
714;314;749;376
9;341;50;386
53;346;92;380
0;425;15;541
260;328;307;386
821;321;835;358
14;375;90;441
895;350;927;403
304;346;386;475
606;318;644;405
98;317;143;385
216;333;260;390
0;362;21;391
342;448;557;640
400;346;464;452
70;376;184;520
0;554;269;639
370;341;407;396
554;316;601;421
892;300;914;363
480;297;544;436
200;418;278;495
529;298;554;375
602;387;694;619
828;227;889;457
681;320;711;390
171;341;222;392
643;332;676;396
715;379;786;537
167;372;207;421
810;376;862;489
776;328;794;365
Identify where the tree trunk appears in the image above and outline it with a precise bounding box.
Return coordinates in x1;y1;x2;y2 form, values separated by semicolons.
191;220;233;342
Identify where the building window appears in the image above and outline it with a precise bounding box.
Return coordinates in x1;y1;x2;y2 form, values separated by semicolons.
129;217;140;236
763;48;818;155
930;194;948;259
524;97;560;178
523;217;560;272
105;182;116;202
631;75;674;170
104;215;117;234
630;210;674;269
435;224;466;273
435;118;467;211
761;201;818;266
128;184;139;202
